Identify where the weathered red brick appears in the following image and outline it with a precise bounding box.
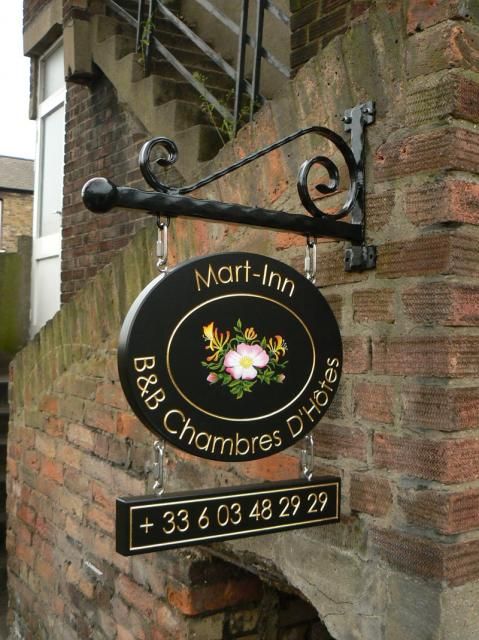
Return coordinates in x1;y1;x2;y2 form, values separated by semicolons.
17;504;36;528
407;22;479;78
66;423;96;450
377;233;477;279
116;412;148;442
405;179;479;226
167;577;262;616
116;575;158;619
350;473;393;517
401;384;479;431
23;450;40;474
241;452;299;482
375;127;479;180
366;190;396;231
373;432;479;483
64;466;90;498
407;1;475;34
86;504;115;535
399;488;479;534
39;395;59;414
353;289;395;323
35;432;56;458
66;563;95;599
407;73;479;126
343;336;371;373
95;381;129;410
402;282;479;325
373;335;479;377
16;542;35;567
353;381;394;424
84;403;117;434
313;423;367;461
372;527;479;586
308;245;366;288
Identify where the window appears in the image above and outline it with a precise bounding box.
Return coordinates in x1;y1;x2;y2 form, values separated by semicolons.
30;41;65;336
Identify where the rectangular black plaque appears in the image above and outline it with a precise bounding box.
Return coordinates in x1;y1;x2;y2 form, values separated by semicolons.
116;477;340;555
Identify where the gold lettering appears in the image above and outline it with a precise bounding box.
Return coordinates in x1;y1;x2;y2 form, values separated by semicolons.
144;387;165;410
302;397;321;422
136;374;158;397
195;431;213;450
250;435;259;454
259;433;272;452
194;265;218;291
281;278;295;297
211;435;234;456
163;409;184;434
287;415;303;437
134;356;156;372
313;389;330;407
235;433;250;456
327;357;340;367
179;418;196;445
268;269;282;291
217;265;233;284
325;367;338;384
273;430;282;447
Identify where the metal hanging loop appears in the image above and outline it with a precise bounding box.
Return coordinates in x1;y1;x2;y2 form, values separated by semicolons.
156;215;169;274
152;439;166;496
300;434;314;481
304;236;317;284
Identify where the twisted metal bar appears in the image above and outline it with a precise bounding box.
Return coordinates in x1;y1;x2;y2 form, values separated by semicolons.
81;177;363;241
139;125;359;220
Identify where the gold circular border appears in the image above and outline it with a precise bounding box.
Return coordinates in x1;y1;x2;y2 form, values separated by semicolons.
166;293;316;422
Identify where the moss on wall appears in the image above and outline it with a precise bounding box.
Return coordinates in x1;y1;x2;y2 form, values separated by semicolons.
0;237;30;364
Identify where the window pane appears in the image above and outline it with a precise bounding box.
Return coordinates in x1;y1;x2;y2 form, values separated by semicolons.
32;255;61;330
39;104;65;237
42;45;64;100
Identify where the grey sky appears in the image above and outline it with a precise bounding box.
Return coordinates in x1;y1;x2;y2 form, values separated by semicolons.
0;3;36;159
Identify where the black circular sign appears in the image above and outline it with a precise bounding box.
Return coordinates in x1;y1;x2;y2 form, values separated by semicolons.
118;252;342;461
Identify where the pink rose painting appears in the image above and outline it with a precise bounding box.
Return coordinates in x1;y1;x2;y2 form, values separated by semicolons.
202;319;287;399
224;343;269;380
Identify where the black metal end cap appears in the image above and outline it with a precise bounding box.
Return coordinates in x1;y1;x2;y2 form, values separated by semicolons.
82;177;118;213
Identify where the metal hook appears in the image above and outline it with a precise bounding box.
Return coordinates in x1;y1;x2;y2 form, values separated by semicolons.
152;439;165;495
156;215;169;273
300;434;314;481
304;237;317;284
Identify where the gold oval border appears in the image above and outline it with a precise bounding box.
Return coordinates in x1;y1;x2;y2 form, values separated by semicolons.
166;293;316;422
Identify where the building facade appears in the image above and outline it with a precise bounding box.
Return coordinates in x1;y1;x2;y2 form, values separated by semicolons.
7;1;479;639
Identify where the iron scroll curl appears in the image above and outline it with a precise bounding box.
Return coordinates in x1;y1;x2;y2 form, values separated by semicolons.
139;126;360;220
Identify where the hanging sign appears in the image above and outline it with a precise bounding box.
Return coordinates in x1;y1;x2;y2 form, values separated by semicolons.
118;252;342;462
116;477;340;555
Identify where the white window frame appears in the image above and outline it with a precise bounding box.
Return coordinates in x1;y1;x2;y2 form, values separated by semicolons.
30;39;66;336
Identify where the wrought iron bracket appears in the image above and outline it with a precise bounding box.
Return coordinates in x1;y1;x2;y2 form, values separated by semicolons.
82;101;376;271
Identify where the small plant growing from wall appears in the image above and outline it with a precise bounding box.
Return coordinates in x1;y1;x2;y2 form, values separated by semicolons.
193;72;260;144
137;15;155;68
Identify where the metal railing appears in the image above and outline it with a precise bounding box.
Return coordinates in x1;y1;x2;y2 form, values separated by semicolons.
106;0;290;136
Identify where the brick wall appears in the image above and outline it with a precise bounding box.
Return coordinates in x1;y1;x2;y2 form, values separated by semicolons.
9;1;479;639
290;0;369;71
62;76;152;302
0;192;32;253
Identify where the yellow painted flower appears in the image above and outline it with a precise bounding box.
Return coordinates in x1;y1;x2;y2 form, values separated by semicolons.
244;327;257;341
203;322;215;342
267;335;286;361
203;322;231;361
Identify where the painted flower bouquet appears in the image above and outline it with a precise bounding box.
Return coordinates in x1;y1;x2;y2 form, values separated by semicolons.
202;319;288;399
